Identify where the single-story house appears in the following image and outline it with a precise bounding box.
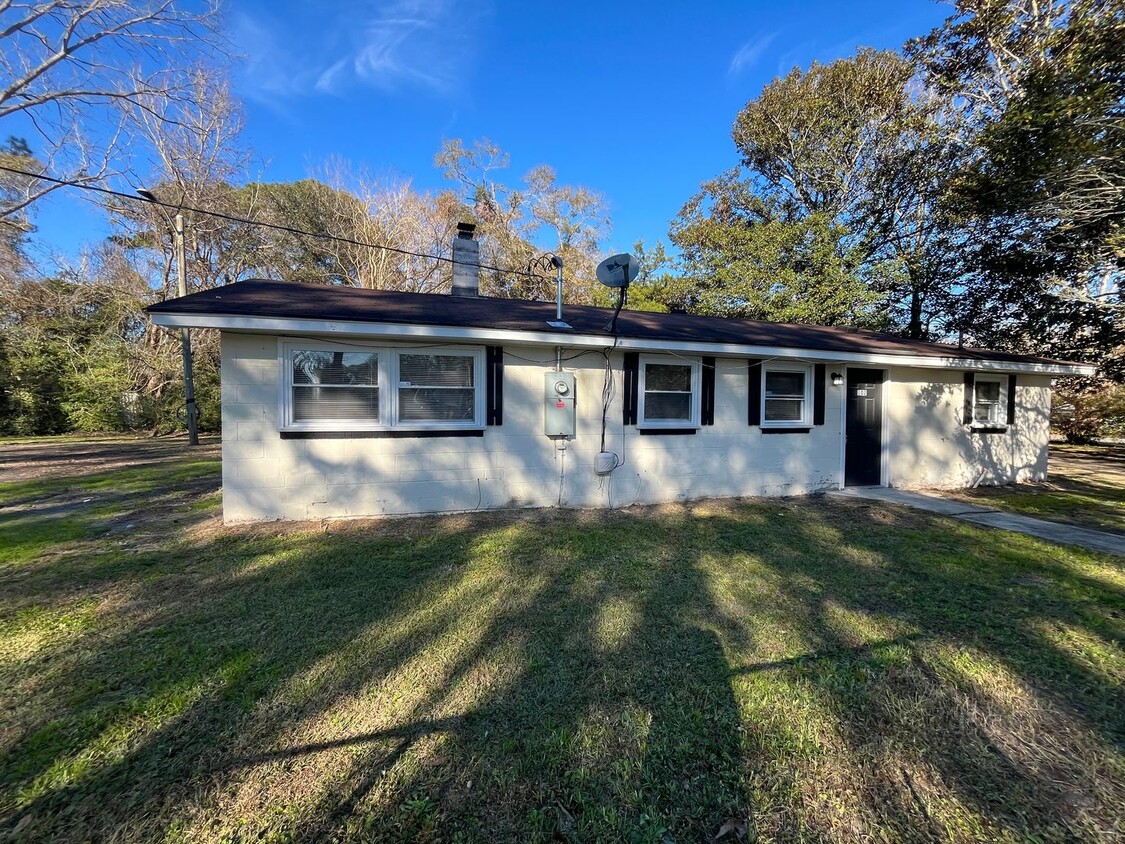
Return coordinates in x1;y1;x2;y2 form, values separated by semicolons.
147;231;1094;523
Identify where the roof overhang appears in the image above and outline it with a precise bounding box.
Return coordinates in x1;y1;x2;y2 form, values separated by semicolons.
149;312;1097;377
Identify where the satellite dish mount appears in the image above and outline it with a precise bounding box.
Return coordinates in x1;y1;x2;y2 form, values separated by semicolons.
596;253;640;334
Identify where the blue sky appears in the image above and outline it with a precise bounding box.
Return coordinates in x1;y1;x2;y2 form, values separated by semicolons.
28;0;951;264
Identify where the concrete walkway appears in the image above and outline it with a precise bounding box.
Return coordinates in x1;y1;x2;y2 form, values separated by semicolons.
829;487;1125;557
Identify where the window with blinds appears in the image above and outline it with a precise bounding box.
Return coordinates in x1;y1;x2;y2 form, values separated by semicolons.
643;363;692;420
763;369;807;424
760;364;814;429
638;356;700;427
398;354;476;421
291;350;379;422
280;341;484;431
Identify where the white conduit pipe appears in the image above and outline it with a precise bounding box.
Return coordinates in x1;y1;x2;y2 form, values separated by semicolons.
971;466;988;488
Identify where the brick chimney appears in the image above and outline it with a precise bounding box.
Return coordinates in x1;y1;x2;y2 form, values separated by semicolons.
451;222;479;297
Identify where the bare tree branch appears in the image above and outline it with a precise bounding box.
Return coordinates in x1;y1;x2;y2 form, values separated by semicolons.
0;0;225;226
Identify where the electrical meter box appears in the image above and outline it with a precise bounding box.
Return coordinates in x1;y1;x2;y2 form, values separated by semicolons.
544;372;576;437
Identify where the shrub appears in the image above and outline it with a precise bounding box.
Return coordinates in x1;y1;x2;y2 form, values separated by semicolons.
1052;380;1125;444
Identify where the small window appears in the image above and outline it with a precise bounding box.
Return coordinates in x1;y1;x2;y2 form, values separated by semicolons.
973;376;1006;427
639;357;700;427
280;340;484;431
762;365;812;426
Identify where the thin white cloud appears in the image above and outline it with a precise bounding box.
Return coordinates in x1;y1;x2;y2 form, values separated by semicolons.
729;32;777;75
234;0;484;106
232;13;300;100
315;58;351;95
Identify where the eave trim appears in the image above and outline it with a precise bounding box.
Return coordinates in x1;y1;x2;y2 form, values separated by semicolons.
149;312;1097;377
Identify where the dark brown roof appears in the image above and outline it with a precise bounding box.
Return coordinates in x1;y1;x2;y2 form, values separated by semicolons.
146;279;1085;368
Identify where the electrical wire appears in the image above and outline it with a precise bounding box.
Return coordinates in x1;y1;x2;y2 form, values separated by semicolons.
605;286;628;334
599;348;615;454
501;348;603;365
0;163;547;281
556;441;567;507
6;164;781;368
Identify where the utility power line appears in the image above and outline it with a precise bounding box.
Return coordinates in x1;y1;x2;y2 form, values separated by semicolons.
0;163;547;280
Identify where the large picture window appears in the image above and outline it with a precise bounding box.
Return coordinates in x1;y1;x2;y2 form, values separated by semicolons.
638;356;700;427
762;364;812;427
280;340;484;431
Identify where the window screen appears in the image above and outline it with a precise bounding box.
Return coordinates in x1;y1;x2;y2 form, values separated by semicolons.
291;350;379;422
643;363;693;421
398;354;476;421
764;370;806;423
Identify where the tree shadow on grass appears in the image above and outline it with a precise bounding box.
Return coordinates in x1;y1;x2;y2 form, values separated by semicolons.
1;497;1122;842
718;498;1124;840
0;515;484;841
270;508;756;843
2;509;755;843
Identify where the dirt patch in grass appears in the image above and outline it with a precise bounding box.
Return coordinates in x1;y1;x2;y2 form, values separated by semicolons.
1;439;1123;843
0;438;221;579
1050;442;1125;486
0;435;220;484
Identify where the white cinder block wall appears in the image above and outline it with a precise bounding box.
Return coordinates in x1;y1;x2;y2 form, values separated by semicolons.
220;333;846;521
885;368;1052;489
219;333;1054;522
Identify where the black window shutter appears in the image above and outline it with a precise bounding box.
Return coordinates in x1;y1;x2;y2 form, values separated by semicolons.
813;363;826;425
701;356;716;426
748;359;762;425
623;352;640;425
963;371;975;425
486;346;504;425
1006;374;1017;424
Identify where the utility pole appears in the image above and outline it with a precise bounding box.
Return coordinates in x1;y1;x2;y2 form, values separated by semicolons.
138;188;199;446
175;212;199;446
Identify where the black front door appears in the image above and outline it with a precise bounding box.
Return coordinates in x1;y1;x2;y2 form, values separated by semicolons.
845;369;884;486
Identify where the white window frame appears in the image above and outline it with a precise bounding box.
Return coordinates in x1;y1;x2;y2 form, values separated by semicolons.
761;363;814;428
638;355;702;428
279;338;486;432
971;374;1007;428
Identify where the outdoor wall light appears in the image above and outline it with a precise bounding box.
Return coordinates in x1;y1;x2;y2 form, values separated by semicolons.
831;372;844;386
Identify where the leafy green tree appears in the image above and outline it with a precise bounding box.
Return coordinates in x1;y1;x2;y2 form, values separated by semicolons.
0;335;70;435
909;0;1124;372
911;0;1123;263
672;49;954;334
241;179;363;286
621;239;694;313
0;262;153;434
672;189;887;325
0;136;37;279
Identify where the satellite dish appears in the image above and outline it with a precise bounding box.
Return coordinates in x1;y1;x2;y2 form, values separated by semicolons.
596;253;639;289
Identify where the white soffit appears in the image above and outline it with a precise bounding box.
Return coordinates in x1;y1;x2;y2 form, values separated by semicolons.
148;312;1097;377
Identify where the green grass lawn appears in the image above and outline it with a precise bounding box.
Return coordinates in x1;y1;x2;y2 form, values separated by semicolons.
1;446;1123;843
948;443;1125;535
